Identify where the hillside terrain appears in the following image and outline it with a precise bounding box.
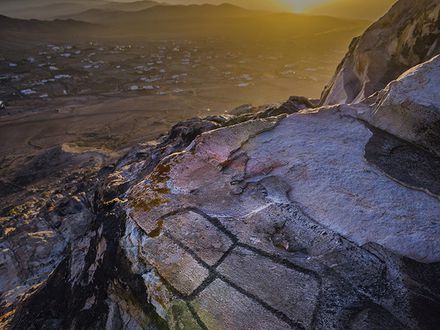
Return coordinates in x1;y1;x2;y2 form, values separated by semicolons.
0;0;397;20
1;0;440;329
0;0;161;20
0;4;368;192
61;3;369;39
307;0;396;19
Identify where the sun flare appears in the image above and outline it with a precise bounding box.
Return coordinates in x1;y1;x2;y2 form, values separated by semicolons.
278;0;331;12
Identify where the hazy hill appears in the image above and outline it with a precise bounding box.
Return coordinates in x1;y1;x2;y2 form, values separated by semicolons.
307;0;396;20
0;0;398;21
68;3;251;24
0;0;105;11
0;14;98;51
0;14;94;32
0;0;160;20
66;3;369;39
1;3;96;19
101;0;161;12
0;3;370;49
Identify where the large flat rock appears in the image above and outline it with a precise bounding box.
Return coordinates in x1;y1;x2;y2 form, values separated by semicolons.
130;109;440;263
124;106;440;329
243;109;440;262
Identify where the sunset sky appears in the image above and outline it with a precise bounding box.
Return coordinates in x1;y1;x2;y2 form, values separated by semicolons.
167;0;396;19
0;0;398;20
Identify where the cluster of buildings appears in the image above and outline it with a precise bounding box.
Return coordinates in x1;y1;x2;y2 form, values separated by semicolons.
0;39;328;105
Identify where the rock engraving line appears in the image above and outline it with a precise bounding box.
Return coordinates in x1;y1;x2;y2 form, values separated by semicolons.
137;205;320;329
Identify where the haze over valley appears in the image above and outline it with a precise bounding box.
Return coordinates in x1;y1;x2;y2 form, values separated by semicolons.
0;0;396;20
0;0;370;168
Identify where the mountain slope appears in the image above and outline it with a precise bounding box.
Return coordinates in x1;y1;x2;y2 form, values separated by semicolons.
307;0;397;20
0;0;107;18
0;14;95;32
68;3;255;24
66;3;369;39
100;0;161;12
0;0;160;20
3;2;92;19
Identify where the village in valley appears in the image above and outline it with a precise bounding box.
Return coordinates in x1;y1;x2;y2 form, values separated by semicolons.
0;36;344;175
0;19;352;202
0;38;338;109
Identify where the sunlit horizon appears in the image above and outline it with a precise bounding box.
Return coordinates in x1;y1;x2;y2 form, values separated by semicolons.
0;0;397;20
163;0;396;19
161;0;342;12
279;0;330;13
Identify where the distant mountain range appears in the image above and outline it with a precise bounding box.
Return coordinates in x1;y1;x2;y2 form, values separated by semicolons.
0;0;396;21
65;3;249;24
0;3;370;43
0;0;161;20
0;14;94;32
59;3;369;39
306;0;396;20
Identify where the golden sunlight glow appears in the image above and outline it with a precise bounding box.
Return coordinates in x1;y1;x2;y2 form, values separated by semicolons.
279;0;330;13
167;0;333;13
167;1;395;19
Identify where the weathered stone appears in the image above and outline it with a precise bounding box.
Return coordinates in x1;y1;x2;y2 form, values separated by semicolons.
217;247;319;328
368;55;440;156
164;211;233;266
241;109;440;262
364;125;440;197
192;279;292;330
139;234;209;296
117;103;440;329
168;300;204;330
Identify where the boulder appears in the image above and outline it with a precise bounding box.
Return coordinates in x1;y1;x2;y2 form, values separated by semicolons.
116;108;440;329
321;0;440;105
368;55;440;156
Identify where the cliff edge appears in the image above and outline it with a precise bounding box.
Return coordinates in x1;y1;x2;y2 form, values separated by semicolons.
321;0;440;105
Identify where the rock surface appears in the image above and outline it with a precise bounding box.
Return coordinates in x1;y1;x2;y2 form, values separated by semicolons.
368;55;440;156
321;0;440;105
0;145;106;327
2;1;440;329
118;107;440;329
8;92;440;329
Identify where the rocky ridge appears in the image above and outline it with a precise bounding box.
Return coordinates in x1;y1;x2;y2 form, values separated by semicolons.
321;0;440;105
1;1;440;329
